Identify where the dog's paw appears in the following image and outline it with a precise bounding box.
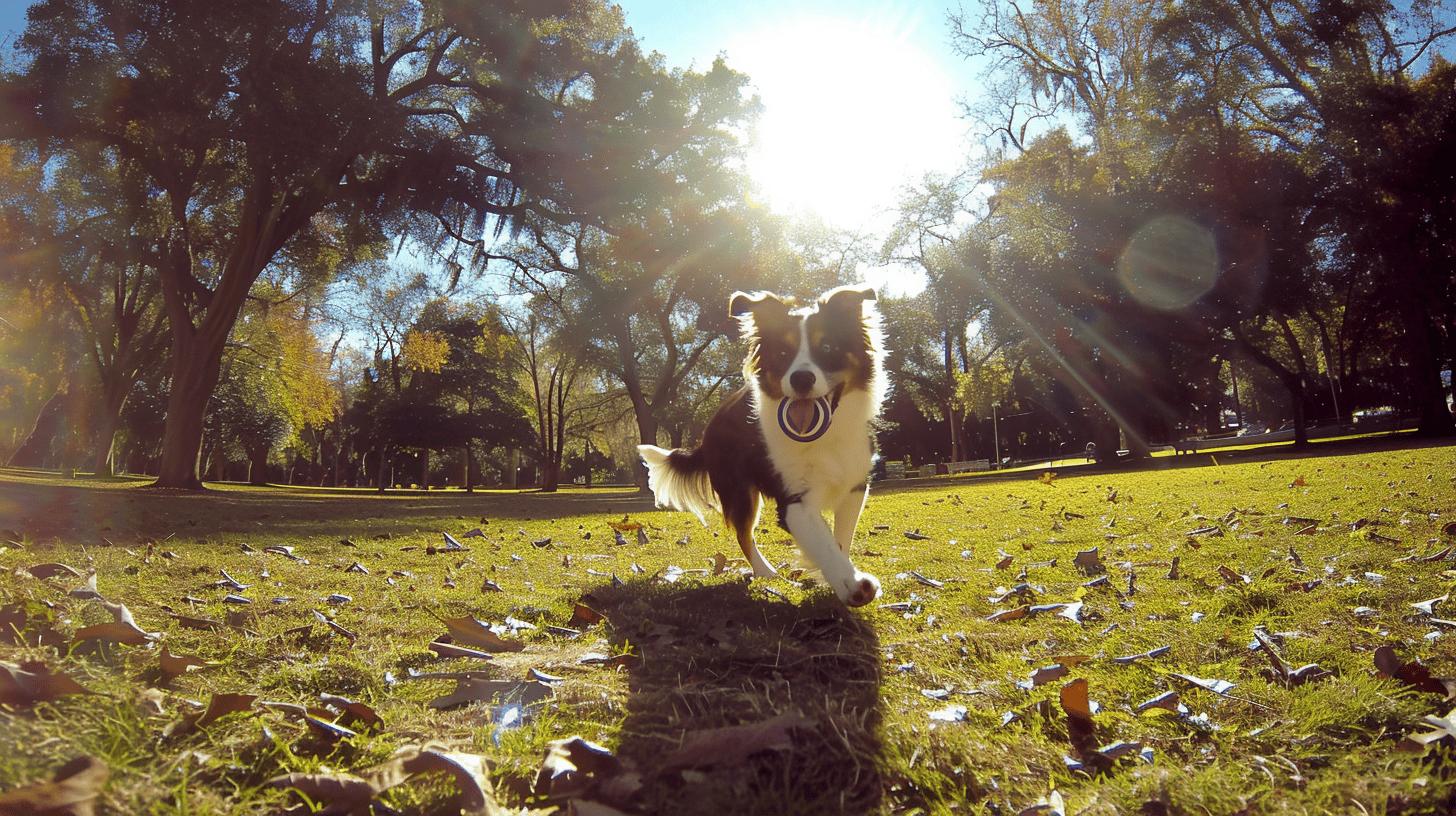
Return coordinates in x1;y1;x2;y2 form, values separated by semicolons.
840;571;880;608
750;558;779;579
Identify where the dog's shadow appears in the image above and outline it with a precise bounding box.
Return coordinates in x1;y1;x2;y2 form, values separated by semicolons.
586;579;885;815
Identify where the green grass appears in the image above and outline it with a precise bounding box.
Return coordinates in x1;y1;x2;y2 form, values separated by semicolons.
1;441;1454;815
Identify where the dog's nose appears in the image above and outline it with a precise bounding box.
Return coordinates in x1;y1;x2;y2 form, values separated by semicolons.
789;369;816;395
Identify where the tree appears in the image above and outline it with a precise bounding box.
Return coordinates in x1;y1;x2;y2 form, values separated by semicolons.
1162;0;1456;434
3;0;670;488
882;173;984;461
503;295;624;491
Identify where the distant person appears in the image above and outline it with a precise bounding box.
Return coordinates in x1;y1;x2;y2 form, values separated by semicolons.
1084;442;1097;462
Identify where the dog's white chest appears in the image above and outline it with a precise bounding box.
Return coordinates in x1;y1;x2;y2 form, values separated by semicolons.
761;392;874;503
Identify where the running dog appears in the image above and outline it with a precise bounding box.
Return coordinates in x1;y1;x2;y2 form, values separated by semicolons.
638;285;887;607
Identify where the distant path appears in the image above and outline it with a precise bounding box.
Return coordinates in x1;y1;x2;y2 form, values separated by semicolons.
3;432;1451;540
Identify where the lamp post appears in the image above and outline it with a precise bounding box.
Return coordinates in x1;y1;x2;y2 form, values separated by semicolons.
992;403;1000;469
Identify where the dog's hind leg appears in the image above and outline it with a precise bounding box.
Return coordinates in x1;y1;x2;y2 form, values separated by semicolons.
832;483;868;555
783;500;879;607
726;488;777;578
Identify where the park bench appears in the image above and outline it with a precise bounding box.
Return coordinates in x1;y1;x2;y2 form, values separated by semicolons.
946;459;990;474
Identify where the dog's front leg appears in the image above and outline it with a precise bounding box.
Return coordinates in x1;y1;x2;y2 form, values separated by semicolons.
784;501;879;607
832;483;868;555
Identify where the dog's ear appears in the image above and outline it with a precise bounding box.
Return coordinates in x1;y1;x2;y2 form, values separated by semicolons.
820;285;877;310
729;291;787;317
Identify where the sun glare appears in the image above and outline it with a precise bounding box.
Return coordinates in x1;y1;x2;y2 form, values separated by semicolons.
728;11;963;230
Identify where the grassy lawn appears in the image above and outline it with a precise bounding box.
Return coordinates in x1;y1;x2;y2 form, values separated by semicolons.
1;441;1454;815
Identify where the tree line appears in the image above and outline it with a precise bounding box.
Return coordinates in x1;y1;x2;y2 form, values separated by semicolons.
1;0;1452;492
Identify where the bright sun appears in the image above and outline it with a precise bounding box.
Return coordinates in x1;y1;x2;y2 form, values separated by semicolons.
728;12;963;229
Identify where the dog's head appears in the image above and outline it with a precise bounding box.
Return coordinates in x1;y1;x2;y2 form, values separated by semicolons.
729;285;882;412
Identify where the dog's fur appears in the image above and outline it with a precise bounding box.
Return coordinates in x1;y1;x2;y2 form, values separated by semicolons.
638;285;887;606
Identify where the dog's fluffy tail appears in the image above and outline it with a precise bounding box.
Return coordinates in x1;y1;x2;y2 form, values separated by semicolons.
637;445;719;525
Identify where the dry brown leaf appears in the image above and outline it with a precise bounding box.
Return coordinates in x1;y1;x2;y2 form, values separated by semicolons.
986;606;1029;623
1073;548;1102;575
266;772;374;815
429;677;553;711
0;756;109;816
570;603;603;626
536;736;625;798
0;660;92;707
440;615;524;653
171;613;225;631
319;693;384;730
1060;678;1093;721
158;647;209;683
27;563;81;580
1374;645;1456;699
396;747;495;813
660;713;808;771
196;692;258;727
1217;565;1251;586
74;603;158;646
137;688;167;717
428;639;496;661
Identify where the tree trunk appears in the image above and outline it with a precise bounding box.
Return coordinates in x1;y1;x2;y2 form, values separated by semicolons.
89;384;127;477
7;387;68;468
1401;300;1455;436
419;448;429;489
247;445;270;485
540;459;560;493
633;407;657;490
375;446;389;493
463;442;473;493
153;334;227;489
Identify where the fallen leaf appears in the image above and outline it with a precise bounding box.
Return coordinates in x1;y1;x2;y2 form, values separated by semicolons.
1111;646;1171;665
0;660;92;707
1374;645;1456;698
1217;565;1251;586
439;615;524;653
0;756;108;816
319;693;383;731
137;688;167;717
1073;548;1102;575
536;736;625;797
196;692;258;727
428;639;496;661
571;603;603;626
1135;691;1181;713
660;713;808;771
904;530;929;541
158;647;209;682
67;574;104;602
1018;664;1070;689
928;704;968;723
1412;595;1447;616
428;677;554;711
986;606;1029;623
1169;673;1235;696
1018;789;1066;816
74;602;158;646
27;563;81;580
266;771;374;814
1290;476;1307;487
1060;678;1093;721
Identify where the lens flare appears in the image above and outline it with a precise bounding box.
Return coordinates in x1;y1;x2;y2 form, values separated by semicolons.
1116;216;1219;310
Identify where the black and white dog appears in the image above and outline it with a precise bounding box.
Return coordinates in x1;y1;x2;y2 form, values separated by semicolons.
638;285;887;607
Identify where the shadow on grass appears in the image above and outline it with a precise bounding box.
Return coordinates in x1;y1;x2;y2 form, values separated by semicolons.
0;466;655;541
587;578;890;815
